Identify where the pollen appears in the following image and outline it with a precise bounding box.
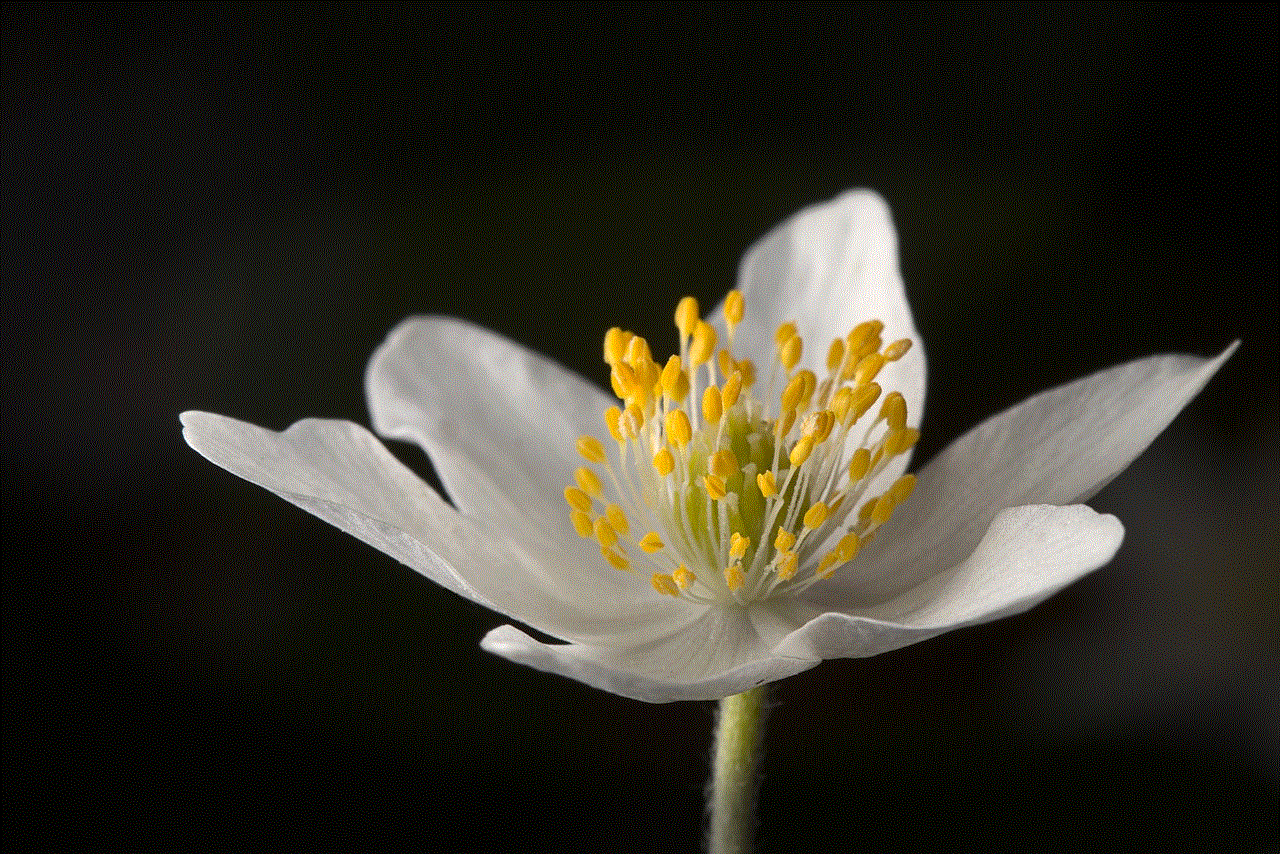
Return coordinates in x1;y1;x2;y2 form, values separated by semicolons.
564;292;920;605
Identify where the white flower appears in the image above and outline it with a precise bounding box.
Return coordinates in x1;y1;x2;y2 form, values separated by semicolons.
182;190;1234;703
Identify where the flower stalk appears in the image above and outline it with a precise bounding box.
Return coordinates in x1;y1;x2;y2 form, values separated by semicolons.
708;685;767;854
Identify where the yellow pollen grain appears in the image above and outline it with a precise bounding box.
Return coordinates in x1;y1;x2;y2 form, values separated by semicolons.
675;296;700;338
774;528;796;552
774;321;797;347
673;565;695;589
576;435;607;464
724;289;745;330
757;470;778;498
652;446;675;476
729;532;750;559
593;516;618;549
570;510;593;538
880;391;907;431
651;573;679;597
837;532;862;562
883;338;912;361
564;486;592;514
704;474;727;500
665;409;692;448
689;320;717;366
721;371;742;408
779;334;803;371
847;447;871;482
724;564;745;591
803;501;830;530
639;532;665;553
604;406;623;442
603;327;628;365
605;503;630;535
826;338;846;374
789;435;815;466
575;466;603;498
709;448;739;479
776;550;799;580
702;385;723;424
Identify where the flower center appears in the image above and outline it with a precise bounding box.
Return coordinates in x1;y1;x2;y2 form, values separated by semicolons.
564;291;918;606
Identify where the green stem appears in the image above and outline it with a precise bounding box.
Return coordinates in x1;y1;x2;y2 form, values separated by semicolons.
708;685;767;854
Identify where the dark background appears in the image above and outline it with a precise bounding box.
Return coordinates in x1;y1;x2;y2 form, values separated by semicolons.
4;4;1276;851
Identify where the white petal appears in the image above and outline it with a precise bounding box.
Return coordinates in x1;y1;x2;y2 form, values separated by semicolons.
366;316;614;547
181;412;691;647
482;600;823;703
786;504;1123;657
709;189;926;496
832;343;1235;599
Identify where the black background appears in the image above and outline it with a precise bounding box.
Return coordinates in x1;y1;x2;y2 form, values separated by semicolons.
4;4;1276;851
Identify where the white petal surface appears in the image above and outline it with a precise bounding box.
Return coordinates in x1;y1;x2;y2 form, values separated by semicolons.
482;599;823;703
365;317;645;605
826;344;1235;600
181;412;692;647
708;189;925;499
792;504;1123;655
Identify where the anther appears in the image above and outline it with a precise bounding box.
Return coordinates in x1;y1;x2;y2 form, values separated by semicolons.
757;470;778;498
724;289;745;333
781;373;806;412
704;475;727;500
789;435;815;466
564;486;592;514
888;473;917;506
665;410;692;448
774;321;797;347
880;391;907;431
577;435;607;464
776;551;799;580
717;349;734;381
604;406;624;442
826;338;845;374
847;447;871;482
673;565;696;589
724;564;745;591
709;448;739;479
774;528;796;552
721;371;743;409
689;320;717;366
605;503;629;535
639;532;665;553
702;386;723;424
575;466;603;498
652;573;680;597
779;334;803;371
883;338;912;361
803;502;830;530
660;355;684;398
729;532;750;559
854;352;886;387
652;447;675;476
837;532;861;562
675;296;699;338
737;359;757;387
604;327;629;365
570;510;593;538
593;517;618;548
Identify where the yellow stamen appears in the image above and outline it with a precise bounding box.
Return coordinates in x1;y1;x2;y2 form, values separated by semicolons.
837;532;861;562
883;338;912;361
757;470;778;498
880;391;907;431
774;528;796;552
675;296;699;338
826;338;846;374
774;321;797;346
575;466;602;498
602;547;630;570
847;447;871;482
870;494;895;527
781;373;806;412
570;510;593;538
563;486;592;514
652;573;680;597
717;349;734;381
665;410;692;449
593;516;618;548
709;448;739;479
737;358;756;387
605;503;629;535
702;385;723;424
789;435;814;466
724;564;745;591
576;435;607;464
652;447;675;476
673;565;696;589
776;551;799;580
816;552;840;578
803;501;830;530
603;327;629;365
779;334;803;371
604;406;623;442
689;320;716;366
639;532;665;553
724;289;745;332
729;532;750;559
721;371;743;409
849;382;881;423
704;474;727;500
660;355;684;398
888;473;917;506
